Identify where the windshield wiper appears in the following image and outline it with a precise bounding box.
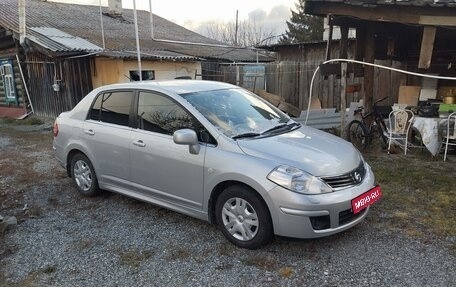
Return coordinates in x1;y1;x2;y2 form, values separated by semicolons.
261;121;301;135
232;132;261;140
261;123;287;134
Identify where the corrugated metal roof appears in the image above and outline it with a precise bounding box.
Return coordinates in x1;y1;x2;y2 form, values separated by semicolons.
99;50;202;61
0;0;274;62
28;27;102;52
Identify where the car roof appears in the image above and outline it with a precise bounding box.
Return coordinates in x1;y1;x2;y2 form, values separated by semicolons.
97;80;238;95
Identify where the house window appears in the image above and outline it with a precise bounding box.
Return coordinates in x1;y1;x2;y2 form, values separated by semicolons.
129;70;155;81
0;59;18;104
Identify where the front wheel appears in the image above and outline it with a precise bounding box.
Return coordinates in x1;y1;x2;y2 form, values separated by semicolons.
215;185;273;249
347;120;368;151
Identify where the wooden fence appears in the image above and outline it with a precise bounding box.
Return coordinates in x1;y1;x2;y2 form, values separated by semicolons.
264;59;408;111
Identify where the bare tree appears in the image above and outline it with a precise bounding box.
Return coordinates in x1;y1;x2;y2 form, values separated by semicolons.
203;18;277;47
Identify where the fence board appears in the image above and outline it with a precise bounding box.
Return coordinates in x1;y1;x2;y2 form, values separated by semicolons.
259;58;407;113
25;53;92;118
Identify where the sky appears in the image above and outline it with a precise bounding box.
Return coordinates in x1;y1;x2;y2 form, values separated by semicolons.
49;0;298;38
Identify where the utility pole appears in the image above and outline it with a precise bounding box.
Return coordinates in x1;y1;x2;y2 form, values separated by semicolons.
18;0;26;44
234;10;239;46
133;0;142;81
98;0;106;50
149;0;154;39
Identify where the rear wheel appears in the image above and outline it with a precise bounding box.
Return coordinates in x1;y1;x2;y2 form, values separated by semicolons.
215;185;273;249
70;153;101;196
370;122;388;149
347;120;368;151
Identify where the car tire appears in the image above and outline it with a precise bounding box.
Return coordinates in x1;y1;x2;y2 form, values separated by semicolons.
215;185;273;249
70;153;101;196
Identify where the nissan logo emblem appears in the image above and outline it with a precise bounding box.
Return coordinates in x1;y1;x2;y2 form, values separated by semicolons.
353;172;362;183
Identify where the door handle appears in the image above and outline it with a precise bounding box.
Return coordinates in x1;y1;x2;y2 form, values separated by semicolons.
133;140;146;147
84;129;95;136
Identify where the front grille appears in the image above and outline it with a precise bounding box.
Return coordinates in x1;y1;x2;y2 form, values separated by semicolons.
339;208;366;226
320;161;366;190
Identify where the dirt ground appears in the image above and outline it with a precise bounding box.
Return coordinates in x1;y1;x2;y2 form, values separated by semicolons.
0;118;454;243
0;117;455;286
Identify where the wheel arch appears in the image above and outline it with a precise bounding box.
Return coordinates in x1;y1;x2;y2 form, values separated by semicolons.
66;149;90;177
207;180;272;227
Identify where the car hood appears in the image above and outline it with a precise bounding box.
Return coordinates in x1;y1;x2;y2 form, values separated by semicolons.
236;126;362;177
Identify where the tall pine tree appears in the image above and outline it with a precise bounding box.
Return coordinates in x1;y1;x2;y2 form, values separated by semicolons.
280;0;324;44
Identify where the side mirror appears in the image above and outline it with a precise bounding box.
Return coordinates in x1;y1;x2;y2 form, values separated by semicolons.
173;129;200;154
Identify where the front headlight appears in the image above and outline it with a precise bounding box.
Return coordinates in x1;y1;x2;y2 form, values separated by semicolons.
267;165;333;195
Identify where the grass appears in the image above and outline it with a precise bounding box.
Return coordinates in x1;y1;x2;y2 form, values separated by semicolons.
166;246;190;261
0;265;57;287
363;146;456;245
0;128;55;214
241;255;277;271
0;116;44;126
278;267;295;278
118;249;154;268
74;239;95;251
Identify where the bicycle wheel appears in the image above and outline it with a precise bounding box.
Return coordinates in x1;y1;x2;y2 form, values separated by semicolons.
370;122;388;149
347;120;368;151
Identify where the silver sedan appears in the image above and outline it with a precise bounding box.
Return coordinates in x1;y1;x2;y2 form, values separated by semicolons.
53;80;380;249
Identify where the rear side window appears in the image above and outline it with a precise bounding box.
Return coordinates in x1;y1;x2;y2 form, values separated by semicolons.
89;91;133;126
137;91;196;135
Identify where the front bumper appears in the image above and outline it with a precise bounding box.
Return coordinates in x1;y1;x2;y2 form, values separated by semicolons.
267;163;376;239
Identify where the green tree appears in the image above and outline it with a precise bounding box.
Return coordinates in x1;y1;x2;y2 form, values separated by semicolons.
280;0;324;44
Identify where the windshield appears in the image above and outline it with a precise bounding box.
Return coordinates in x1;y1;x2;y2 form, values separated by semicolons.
181;88;291;138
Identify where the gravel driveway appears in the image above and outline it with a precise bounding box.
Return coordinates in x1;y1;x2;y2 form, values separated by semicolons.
0;119;454;287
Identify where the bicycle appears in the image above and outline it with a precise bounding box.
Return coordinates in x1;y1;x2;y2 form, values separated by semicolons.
346;96;390;151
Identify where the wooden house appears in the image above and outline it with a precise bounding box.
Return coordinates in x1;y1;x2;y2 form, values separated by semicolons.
0;0;272;118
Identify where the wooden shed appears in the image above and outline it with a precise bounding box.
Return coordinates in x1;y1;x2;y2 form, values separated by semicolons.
304;0;456;110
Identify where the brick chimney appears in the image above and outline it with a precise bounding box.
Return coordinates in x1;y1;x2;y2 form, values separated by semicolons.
108;0;122;16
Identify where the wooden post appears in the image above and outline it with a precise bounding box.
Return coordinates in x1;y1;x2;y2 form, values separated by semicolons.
363;24;375;115
325;15;333;61
341;63;347;139
418;26;436;69
340;26;349;59
355;26;366;61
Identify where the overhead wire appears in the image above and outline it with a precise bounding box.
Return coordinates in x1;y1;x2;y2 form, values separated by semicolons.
304;58;456;125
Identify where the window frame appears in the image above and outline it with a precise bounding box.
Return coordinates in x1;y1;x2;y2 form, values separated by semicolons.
129;70;155;81
0;59;18;104
87;89;136;128
133;89;217;145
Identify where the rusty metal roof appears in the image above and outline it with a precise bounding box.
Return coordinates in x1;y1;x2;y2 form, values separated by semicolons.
0;0;273;62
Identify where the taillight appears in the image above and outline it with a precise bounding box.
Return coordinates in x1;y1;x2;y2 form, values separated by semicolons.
53;121;59;137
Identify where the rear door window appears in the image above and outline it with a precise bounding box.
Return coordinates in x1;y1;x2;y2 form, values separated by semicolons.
89;91;133;126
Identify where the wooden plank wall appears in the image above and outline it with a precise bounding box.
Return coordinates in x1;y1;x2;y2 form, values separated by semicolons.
25;53;93;118
264;60;406;111
213;42;409;112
